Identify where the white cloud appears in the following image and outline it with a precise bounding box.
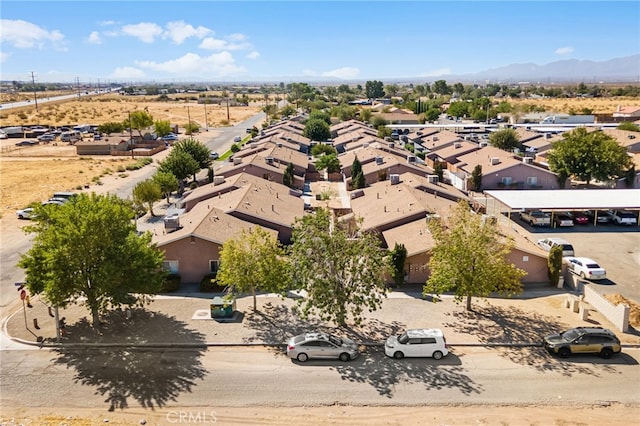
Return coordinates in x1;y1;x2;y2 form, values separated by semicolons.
121;22;163;43
135;52;246;77
0;19;66;50
555;46;574;55
246;51;260;59
199;35;251;51
227;33;246;42
164;20;213;44
0;51;11;63
87;31;102;44
111;66;146;79
302;69;318;76
99;20;117;26
321;67;360;79
422;68;452;77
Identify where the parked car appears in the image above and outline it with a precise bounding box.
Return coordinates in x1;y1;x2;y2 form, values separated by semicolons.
519;210;551;227
210;151;219;160
42;200;65;207
565;257;606;280
16;207;35;219
567;211;590;225
384;329;449;360
608;210;638;226
233;136;242;142
553;213;574;227
286;332;359;362
585;210;611;224
37;133;56;142
15;140;39;146
161;133;178;142
543;327;621;359
536;238;575;257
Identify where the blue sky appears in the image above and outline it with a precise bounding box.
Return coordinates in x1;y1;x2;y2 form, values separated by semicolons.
1;1;639;84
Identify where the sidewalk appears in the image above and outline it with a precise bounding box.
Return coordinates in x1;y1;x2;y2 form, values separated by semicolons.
5;289;640;348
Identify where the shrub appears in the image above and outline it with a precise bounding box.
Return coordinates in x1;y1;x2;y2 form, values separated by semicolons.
200;273;227;293
161;273;181;293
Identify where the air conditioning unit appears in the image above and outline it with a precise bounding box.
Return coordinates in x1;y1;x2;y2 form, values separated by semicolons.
523;157;533;164
490;157;500;165
389;142;395;148
213;176;225;185
265;156;274;165
433;136;439;142
375;156;383;165
426;175;439;184
479;141;489;147
250;143;257;148
389;174;400;185
233;157;242;165
363;142;369;148
407;155;416;163
163;213;181;232
454;142;462;148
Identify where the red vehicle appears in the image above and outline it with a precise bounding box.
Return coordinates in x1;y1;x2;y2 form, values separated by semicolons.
569;211;590;225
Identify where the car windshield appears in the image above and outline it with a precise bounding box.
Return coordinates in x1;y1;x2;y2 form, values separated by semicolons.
531;212;545;217
328;334;343;346
397;332;409;344
561;329;580;341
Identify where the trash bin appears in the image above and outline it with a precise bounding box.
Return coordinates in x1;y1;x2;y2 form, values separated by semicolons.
210;296;236;319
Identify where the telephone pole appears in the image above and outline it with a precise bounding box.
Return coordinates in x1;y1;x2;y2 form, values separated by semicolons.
30;72;39;112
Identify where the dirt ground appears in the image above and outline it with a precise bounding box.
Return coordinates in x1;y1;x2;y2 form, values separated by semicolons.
2;404;639;425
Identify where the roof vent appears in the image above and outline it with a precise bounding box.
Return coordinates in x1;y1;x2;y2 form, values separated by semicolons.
433;136;439;142
350;189;365;199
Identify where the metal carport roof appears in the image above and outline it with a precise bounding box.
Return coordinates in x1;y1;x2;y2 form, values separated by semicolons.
484;189;640;211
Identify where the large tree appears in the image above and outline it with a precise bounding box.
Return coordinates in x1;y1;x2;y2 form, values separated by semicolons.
158;149;200;186
17;193;165;327
216;228;290;311
132;179;162;217
153;171;179;203
174;138;212;181
128;110;154;138
548;128;633;185
282;162;295;188
315;153;341;173
303;118;331;141
154;120;172;137
365;80;385;99
423;201;526;311
489;128;520;151
289;208;389;326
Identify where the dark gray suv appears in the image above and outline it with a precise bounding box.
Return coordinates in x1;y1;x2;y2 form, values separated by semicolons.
543;327;621;359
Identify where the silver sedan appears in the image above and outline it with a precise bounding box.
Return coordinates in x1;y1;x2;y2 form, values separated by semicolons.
286;332;359;362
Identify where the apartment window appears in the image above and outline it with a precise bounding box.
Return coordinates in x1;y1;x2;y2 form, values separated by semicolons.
501;177;513;185
163;260;179;273
526;176;538;186
209;260;220;274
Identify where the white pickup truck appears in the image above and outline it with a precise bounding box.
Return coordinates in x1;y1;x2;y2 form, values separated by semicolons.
520;210;551;227
608;210;638;225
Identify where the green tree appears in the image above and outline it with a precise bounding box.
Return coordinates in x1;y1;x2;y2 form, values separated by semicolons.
424;107;441;122
158;149;200;186
359;108;372;123
432;80;450;95
216;228;290;311
548;245;563;287
365;80;385;99
447;101;469;118
303;118;331;141
353;171;366;190
17;193;165;327
315;153;341;173
469;164;483;191
351;156;363;179
97;121;124;135
153;171;179;203
310;144;337;157
390;243;408;287
434;161;444;182
308;109;332;125
184;122;200;135
283;162;295;188
548;128;633;185
280;104;296;118
618;122;640;132
289;208;389;326
423;200;526;311
174;138;212;181
132;179;162;217
154;120;172;137
128;110;154;138
490;128;520;151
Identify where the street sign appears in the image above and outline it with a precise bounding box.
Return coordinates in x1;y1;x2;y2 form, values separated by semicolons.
20;289;26;301
15;282;25;286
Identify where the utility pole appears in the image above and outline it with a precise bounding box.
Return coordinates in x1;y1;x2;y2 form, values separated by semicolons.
76;77;81;99
187;105;192;135
203;99;208;132
226;94;230;121
30;72;39;112
129;111;134;159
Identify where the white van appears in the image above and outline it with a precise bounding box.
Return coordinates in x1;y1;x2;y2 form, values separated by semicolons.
61;131;82;143
385;329;449;360
536;237;575;257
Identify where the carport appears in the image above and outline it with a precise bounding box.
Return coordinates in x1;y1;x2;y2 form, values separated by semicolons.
480;189;640;226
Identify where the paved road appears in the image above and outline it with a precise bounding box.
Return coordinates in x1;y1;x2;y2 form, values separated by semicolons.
1;346;638;411
0;89;120;111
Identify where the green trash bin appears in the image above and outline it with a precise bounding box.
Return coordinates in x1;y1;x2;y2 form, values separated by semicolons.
210;296;236;319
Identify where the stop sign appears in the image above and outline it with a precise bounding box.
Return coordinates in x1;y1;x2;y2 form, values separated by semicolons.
20;289;26;300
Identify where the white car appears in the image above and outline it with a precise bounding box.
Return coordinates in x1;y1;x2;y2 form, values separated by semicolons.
384;329;449;360
536;238;575;257
565;257;607;281
16;207;35;219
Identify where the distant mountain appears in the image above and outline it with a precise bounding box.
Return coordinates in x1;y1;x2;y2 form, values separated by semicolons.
457;55;640;83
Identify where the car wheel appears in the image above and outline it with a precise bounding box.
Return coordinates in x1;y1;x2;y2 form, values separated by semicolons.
297;353;308;362
558;347;571;358
432;350;443;360
393;351;404;360
580;272;586;279
339;353;350;362
600;347;614;359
